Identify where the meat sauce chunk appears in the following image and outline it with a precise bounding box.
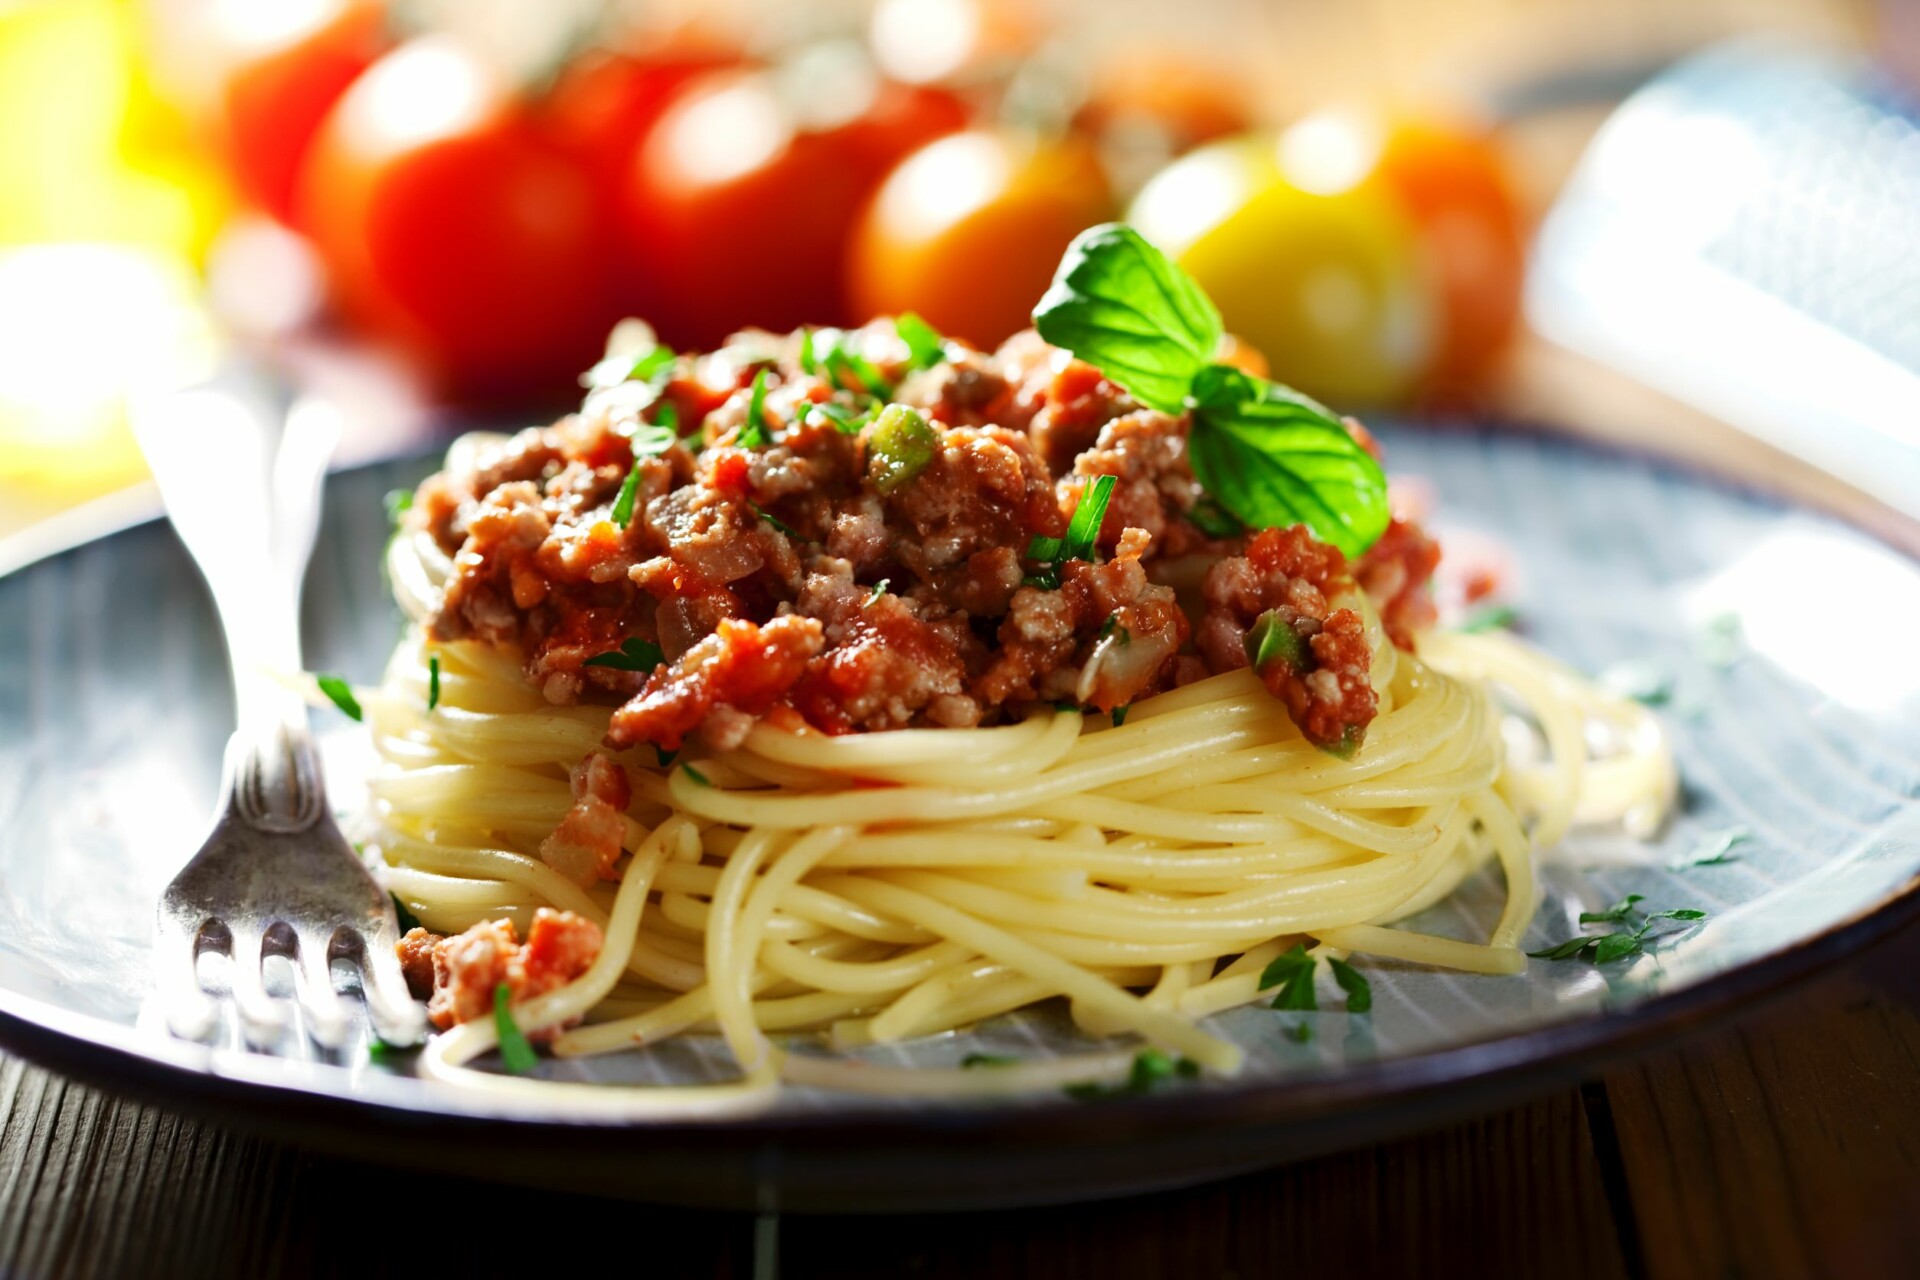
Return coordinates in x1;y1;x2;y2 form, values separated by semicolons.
410;326;1438;754
403;908;603;1038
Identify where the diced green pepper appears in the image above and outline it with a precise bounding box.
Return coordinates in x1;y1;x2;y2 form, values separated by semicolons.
866;404;937;494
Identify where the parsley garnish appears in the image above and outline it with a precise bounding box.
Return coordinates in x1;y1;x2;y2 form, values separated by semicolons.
1458;604;1517;634
492;983;539;1074
867;578;890;604
1328;957;1371;1013
1097;614;1130;646
896;312;947;370
427;655;441;711
826;345;889;398
1529;898;1708;964
1601;659;1673;705
1671;826;1750;869
808;400;877;435
960;1053;1018;1069
749;501;803;540
609;463;644;528
1284;1021;1313;1044
1064;1049;1199;1100
1259;944;1318;1011
1025;474;1116;589
739;368;772;448
383;488;413;525
584;342;675;390
316;675;362;722
390;893;424;933
655;746;677;768
1033;224;1387;556
1245;609;1307;674
797;327;817;374
681;763;711;787
1111;705;1129;727
582;636;665;672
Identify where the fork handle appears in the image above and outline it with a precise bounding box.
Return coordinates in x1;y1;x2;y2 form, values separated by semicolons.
139;377;340;834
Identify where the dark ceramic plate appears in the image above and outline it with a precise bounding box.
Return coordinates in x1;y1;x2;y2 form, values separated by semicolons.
3;425;1917;1212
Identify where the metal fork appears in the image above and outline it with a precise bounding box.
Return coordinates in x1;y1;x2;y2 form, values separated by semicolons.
135;371;425;1051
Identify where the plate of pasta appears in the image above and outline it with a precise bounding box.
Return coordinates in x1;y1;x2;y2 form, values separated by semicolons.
2;226;1918;1210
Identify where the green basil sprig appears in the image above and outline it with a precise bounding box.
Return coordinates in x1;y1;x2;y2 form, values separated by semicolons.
1032;223;1389;558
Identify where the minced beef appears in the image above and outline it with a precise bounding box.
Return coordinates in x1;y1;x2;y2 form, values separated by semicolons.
411;323;1437;753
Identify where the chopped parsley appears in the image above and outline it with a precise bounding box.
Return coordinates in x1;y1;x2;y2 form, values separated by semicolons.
383;488;413;525
582;636;665;672
427;655;441;711
1245;609;1307;674
492;983;540;1074
1458;604;1517;634
681;762;712;787
797;327;817;374
1259;944;1318;1011
1111;705;1129;727
749;501;804;540
807;399;878;435
655;746;677;768
1602;659;1673;705
1097;614;1131;646
583;342;675;391
1529;898;1708;964
1284;1021;1313;1044
1064;1048;1199;1100
1025;474;1116;589
609;462;644;528
896;312;947;370
960;1053;1018;1069
826;345;890;398
1671;826;1750;869
867;578;890;604
316;675;362;722
1328;957;1371;1013
738;368;772;448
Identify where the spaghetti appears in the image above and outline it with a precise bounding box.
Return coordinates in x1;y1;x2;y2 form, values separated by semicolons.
365;515;1672;1103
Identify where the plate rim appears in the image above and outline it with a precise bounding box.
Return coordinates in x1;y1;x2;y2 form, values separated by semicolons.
5;429;1920;1200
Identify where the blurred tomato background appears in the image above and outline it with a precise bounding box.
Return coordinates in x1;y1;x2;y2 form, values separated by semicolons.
0;0;1901;541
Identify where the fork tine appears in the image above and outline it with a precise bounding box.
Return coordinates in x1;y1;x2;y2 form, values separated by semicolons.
293;927;350;1050
228;926;290;1047
156;915;218;1042
358;931;428;1047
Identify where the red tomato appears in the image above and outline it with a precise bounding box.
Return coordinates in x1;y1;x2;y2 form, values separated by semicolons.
848;129;1116;348
213;0;387;225
298;38;614;398
1371;117;1526;392
541;42;742;198
618;65;966;347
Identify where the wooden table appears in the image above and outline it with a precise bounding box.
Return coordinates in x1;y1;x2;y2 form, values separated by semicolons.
4;912;1918;1280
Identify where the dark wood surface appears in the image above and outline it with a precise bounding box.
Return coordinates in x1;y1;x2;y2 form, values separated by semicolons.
4;924;1919;1280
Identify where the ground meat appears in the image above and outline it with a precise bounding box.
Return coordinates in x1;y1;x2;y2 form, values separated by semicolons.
411;323;1440;753
1200;525;1378;750
1353;517;1440;650
538;753;633;887
414;909;604;1039
607;614;825;752
397;927;438;1001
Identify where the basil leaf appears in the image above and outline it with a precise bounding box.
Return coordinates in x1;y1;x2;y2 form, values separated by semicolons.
1032;223;1221;414
492;983;539;1074
1528;936;1598;960
1187;364;1389;558
316;675;362;722
582;636;664;672
896;312;947;370
1591;932;1645;964
1328;956;1371;1013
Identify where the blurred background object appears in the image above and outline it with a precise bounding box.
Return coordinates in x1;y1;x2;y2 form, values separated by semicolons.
4;0;1914;545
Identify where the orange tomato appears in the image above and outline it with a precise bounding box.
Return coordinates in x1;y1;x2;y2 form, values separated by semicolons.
848;129;1116;348
298;38;613;398
1371;116;1525;390
212;0;387;226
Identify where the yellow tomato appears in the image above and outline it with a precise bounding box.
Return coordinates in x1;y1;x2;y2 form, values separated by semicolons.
849;129;1116;349
1128;134;1435;408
